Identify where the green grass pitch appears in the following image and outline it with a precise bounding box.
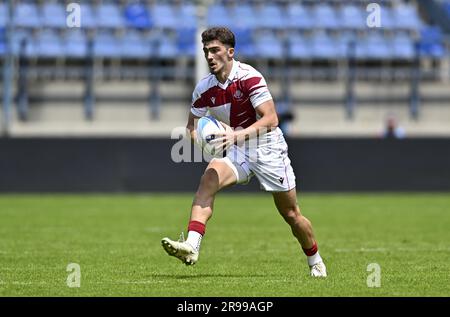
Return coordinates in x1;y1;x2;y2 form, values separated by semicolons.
0;193;449;296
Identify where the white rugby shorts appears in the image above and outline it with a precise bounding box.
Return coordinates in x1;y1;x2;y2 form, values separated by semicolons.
212;133;296;192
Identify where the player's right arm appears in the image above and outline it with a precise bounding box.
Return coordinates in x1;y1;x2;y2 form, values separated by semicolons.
186;111;201;144
189;80;209;144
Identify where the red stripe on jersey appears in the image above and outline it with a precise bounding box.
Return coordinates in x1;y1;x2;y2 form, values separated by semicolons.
241;77;262;94
229;77;260;129
193;98;203;108
229;95;256;129
193;85;231;108
192;76;267;129
193;86;222;108
248;85;266;95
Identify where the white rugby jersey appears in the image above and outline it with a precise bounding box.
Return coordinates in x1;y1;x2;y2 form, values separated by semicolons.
191;60;284;146
191;60;272;127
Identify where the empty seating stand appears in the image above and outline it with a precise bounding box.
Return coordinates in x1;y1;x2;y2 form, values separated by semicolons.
0;0;446;62
0;0;448;124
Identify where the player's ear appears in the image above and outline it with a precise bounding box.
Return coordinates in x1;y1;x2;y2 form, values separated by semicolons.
228;47;235;58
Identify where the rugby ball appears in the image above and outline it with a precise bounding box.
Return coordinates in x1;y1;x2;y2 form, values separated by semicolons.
196;116;226;157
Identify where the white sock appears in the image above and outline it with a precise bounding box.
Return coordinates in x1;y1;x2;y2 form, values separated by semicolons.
186;231;202;252
307;252;323;267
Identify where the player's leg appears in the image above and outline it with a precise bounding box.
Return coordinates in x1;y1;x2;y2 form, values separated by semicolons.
184;159;237;252
272;188;315;248
162;158;238;265
250;131;327;276
272;188;327;277
190;159;237;224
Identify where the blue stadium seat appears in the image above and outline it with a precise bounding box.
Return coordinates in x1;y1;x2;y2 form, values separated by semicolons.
233;28;256;58
177;28;196;57
256;4;285;30
11;30;38;57
360;32;392;60
207;4;232;28
254;31;284;58
392;4;422;30
178;3;197;29
391;33;415;60
94;31;121;58
156;35;178;58
14;3;41;28
152;4;177;29
97;3;125;29
124;2;152;29
336;31;358;58
339;5;365;30
78;3;96;29
0;3;8;27
120;30;152;59
419;26;445;58
37;30;65;58
288;32;312;60
311;31;338;59
0;28;5;55
379;7;395;29
231;4;257;30
42;2;66;29
313;5;339;29
63;29;88;58
287;4;313;30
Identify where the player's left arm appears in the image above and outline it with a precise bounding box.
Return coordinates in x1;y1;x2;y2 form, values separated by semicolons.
237;99;278;141
213;100;279;149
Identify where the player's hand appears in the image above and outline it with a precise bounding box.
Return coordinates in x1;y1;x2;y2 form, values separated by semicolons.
218;121;233;132
209;132;233;155
208;122;233;154
190;129;199;145
192;129;203;149
210;126;246;153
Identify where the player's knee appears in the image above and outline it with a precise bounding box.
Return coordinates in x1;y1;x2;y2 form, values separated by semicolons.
280;208;300;225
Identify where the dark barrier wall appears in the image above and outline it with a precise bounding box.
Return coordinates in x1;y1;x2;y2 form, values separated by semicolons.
1;138;450;192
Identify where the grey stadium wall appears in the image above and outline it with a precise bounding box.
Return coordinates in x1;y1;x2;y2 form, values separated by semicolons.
0;137;450;192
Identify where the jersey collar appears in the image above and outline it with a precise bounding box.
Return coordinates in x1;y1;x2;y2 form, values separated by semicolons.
215;59;238;89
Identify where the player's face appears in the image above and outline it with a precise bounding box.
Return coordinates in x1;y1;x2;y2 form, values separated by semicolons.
203;40;234;75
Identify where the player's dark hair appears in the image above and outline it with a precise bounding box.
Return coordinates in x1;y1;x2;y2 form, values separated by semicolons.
201;27;235;48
